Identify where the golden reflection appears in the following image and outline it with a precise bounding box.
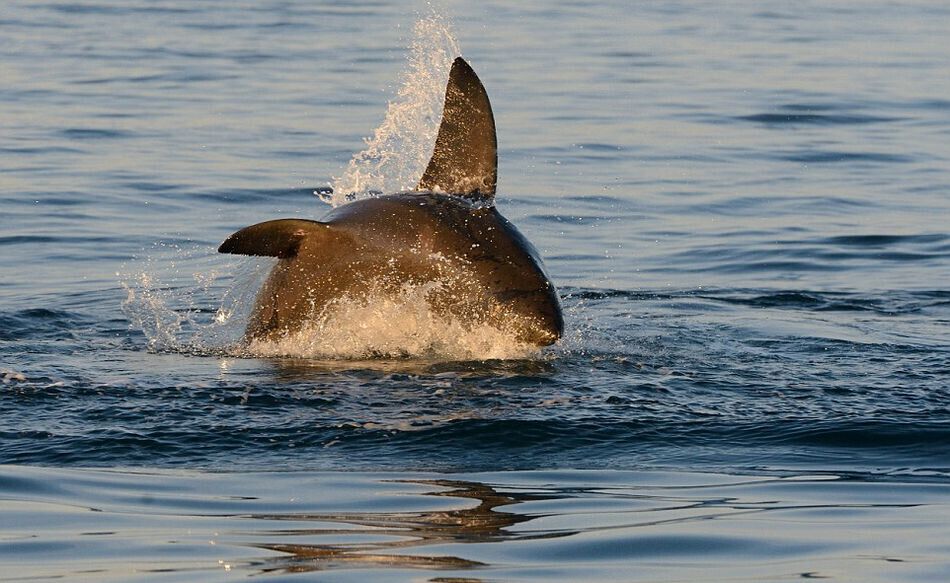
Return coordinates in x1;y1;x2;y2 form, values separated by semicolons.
249;479;568;575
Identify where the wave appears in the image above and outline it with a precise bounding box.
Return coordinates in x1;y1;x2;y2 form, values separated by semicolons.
2;406;947;474
8;275;949;474
737;112;900;126
560;287;949;315
0;308;91;341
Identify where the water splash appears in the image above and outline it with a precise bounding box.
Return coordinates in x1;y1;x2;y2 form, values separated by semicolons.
121;246;540;360
327;15;461;205
119;243;266;353
121;16;542;361
244;282;540;361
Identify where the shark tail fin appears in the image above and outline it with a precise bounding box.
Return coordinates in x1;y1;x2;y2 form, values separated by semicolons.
218;219;332;258
417;57;497;201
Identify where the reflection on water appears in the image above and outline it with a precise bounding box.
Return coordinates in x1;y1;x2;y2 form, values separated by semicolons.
252;480;555;574
241;474;945;581
0;467;948;582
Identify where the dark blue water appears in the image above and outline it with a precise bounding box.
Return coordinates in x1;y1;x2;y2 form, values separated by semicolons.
2;1;949;580
3;286;949;474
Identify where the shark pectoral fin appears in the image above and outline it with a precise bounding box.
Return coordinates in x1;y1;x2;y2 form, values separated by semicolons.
218;219;330;258
417;57;497;201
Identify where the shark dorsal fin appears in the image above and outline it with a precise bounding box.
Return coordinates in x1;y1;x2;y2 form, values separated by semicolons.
417;57;497;201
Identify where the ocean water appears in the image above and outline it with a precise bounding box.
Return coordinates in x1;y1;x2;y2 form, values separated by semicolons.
2;0;949;581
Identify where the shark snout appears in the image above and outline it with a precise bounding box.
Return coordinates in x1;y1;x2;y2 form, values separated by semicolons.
496;287;563;346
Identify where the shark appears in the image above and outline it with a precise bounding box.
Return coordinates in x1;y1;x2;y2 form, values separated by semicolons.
219;57;563;347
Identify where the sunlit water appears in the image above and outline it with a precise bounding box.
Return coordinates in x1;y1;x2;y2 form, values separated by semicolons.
2;1;949;581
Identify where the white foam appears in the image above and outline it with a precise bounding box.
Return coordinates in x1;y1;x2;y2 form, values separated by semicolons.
2;369;27;384
242;282;540;361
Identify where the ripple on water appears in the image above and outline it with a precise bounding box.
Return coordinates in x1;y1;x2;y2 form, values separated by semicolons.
0;467;947;581
58;128;132;140
736;102;902;126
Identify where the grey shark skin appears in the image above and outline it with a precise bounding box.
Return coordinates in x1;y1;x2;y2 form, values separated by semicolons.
219;57;563;346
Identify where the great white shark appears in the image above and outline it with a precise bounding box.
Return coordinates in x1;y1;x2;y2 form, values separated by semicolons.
219;57;563;346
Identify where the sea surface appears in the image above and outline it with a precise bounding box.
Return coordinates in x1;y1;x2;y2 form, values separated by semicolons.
2;1;949;581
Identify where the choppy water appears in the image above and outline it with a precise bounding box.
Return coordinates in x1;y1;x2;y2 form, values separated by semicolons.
2;1;949;581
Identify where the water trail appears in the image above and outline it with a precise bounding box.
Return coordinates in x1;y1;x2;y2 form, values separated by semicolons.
326;14;461;205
